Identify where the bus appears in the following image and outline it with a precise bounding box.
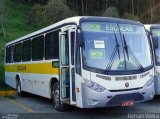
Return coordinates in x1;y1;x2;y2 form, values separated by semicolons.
5;16;155;111
145;24;160;95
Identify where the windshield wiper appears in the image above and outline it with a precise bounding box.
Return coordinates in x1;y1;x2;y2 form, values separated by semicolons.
106;33;120;73
123;35;129;60
115;33;121;59
122;34;145;71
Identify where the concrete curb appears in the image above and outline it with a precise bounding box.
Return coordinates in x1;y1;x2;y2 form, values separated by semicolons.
0;90;16;96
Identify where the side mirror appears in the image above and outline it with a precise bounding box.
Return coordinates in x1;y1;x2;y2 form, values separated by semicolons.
76;27;83;46
152;35;158;48
52;61;59;68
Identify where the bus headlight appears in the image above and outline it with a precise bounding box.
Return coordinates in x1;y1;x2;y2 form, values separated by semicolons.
146;77;154;87
84;79;106;92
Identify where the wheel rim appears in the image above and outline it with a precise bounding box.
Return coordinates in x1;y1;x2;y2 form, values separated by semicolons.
54;89;60;108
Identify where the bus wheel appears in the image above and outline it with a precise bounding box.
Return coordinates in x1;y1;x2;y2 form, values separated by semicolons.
16;80;23;96
52;82;68;112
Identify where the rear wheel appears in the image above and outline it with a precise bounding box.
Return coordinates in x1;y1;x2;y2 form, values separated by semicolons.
52;82;69;112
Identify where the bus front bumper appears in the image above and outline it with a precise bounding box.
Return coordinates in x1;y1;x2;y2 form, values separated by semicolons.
81;82;155;108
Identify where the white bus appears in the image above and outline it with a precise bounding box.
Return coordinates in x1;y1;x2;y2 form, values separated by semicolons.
5;16;155;111
145;24;160;95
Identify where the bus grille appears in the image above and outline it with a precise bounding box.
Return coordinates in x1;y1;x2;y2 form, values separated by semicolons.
107;93;144;106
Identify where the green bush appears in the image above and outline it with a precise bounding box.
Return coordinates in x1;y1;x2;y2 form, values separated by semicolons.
0;65;13;90
0;65;5;87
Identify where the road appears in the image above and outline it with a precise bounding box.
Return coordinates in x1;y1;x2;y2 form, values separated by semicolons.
1;93;160;119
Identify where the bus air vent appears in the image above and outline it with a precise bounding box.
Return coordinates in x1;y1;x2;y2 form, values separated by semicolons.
96;74;111;81
116;76;137;81
140;71;149;78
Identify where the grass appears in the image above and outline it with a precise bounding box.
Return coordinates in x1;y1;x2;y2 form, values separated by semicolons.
4;0;36;41
0;0;40;90
4;95;16;100
0;86;14;91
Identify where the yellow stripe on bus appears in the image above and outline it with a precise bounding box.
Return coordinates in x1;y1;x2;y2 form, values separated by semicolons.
5;63;59;75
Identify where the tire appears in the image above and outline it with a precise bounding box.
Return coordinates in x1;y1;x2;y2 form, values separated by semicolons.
52;82;69;112
16;80;24;96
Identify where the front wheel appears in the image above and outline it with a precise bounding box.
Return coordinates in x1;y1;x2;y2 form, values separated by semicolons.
52;82;69;112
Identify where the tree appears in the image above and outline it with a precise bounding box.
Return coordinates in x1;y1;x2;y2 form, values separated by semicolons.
45;0;73;23
0;0;6;39
103;6;119;18
122;13;139;21
28;4;47;27
21;0;48;4
131;0;134;15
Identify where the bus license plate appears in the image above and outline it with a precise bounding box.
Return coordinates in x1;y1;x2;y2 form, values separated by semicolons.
122;100;134;106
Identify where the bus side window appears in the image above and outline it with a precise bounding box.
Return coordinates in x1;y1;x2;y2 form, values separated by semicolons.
9;46;14;63
14;43;22;62
45;30;59;59
76;47;81;75
32;36;44;61
60;33;69;65
22;40;31;62
5;47;10;63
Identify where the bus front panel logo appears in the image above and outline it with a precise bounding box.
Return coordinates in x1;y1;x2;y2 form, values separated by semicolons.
125;82;129;87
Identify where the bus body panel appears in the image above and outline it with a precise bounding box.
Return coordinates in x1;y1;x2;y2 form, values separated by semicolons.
90;69;154;90
155;66;160;95
75;74;84;108
81;79;154;108
5;60;59;98
5;71;58;98
79;69;154;108
5;72;17;89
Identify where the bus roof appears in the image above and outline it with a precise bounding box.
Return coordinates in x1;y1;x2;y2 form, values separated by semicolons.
6;16;142;46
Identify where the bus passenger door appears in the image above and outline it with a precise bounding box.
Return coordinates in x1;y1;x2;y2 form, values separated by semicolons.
59;27;76;105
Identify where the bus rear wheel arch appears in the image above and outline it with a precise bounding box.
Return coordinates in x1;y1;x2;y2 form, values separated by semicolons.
16;75;24;96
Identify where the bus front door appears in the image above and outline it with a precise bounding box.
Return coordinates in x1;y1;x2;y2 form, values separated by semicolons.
59;26;76;105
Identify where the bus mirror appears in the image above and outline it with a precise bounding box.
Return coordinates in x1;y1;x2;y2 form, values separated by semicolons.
76;28;83;46
152;36;158;48
52;61;59;68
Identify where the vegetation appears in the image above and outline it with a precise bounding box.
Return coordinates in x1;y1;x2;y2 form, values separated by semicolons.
0;0;36;88
1;0;160;89
45;0;73;23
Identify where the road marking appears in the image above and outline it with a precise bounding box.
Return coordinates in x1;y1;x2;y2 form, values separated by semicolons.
4;97;35;113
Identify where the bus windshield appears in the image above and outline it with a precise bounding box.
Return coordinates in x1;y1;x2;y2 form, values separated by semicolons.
81;22;152;72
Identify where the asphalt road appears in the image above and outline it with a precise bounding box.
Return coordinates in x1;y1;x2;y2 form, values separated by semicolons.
1;93;160;119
